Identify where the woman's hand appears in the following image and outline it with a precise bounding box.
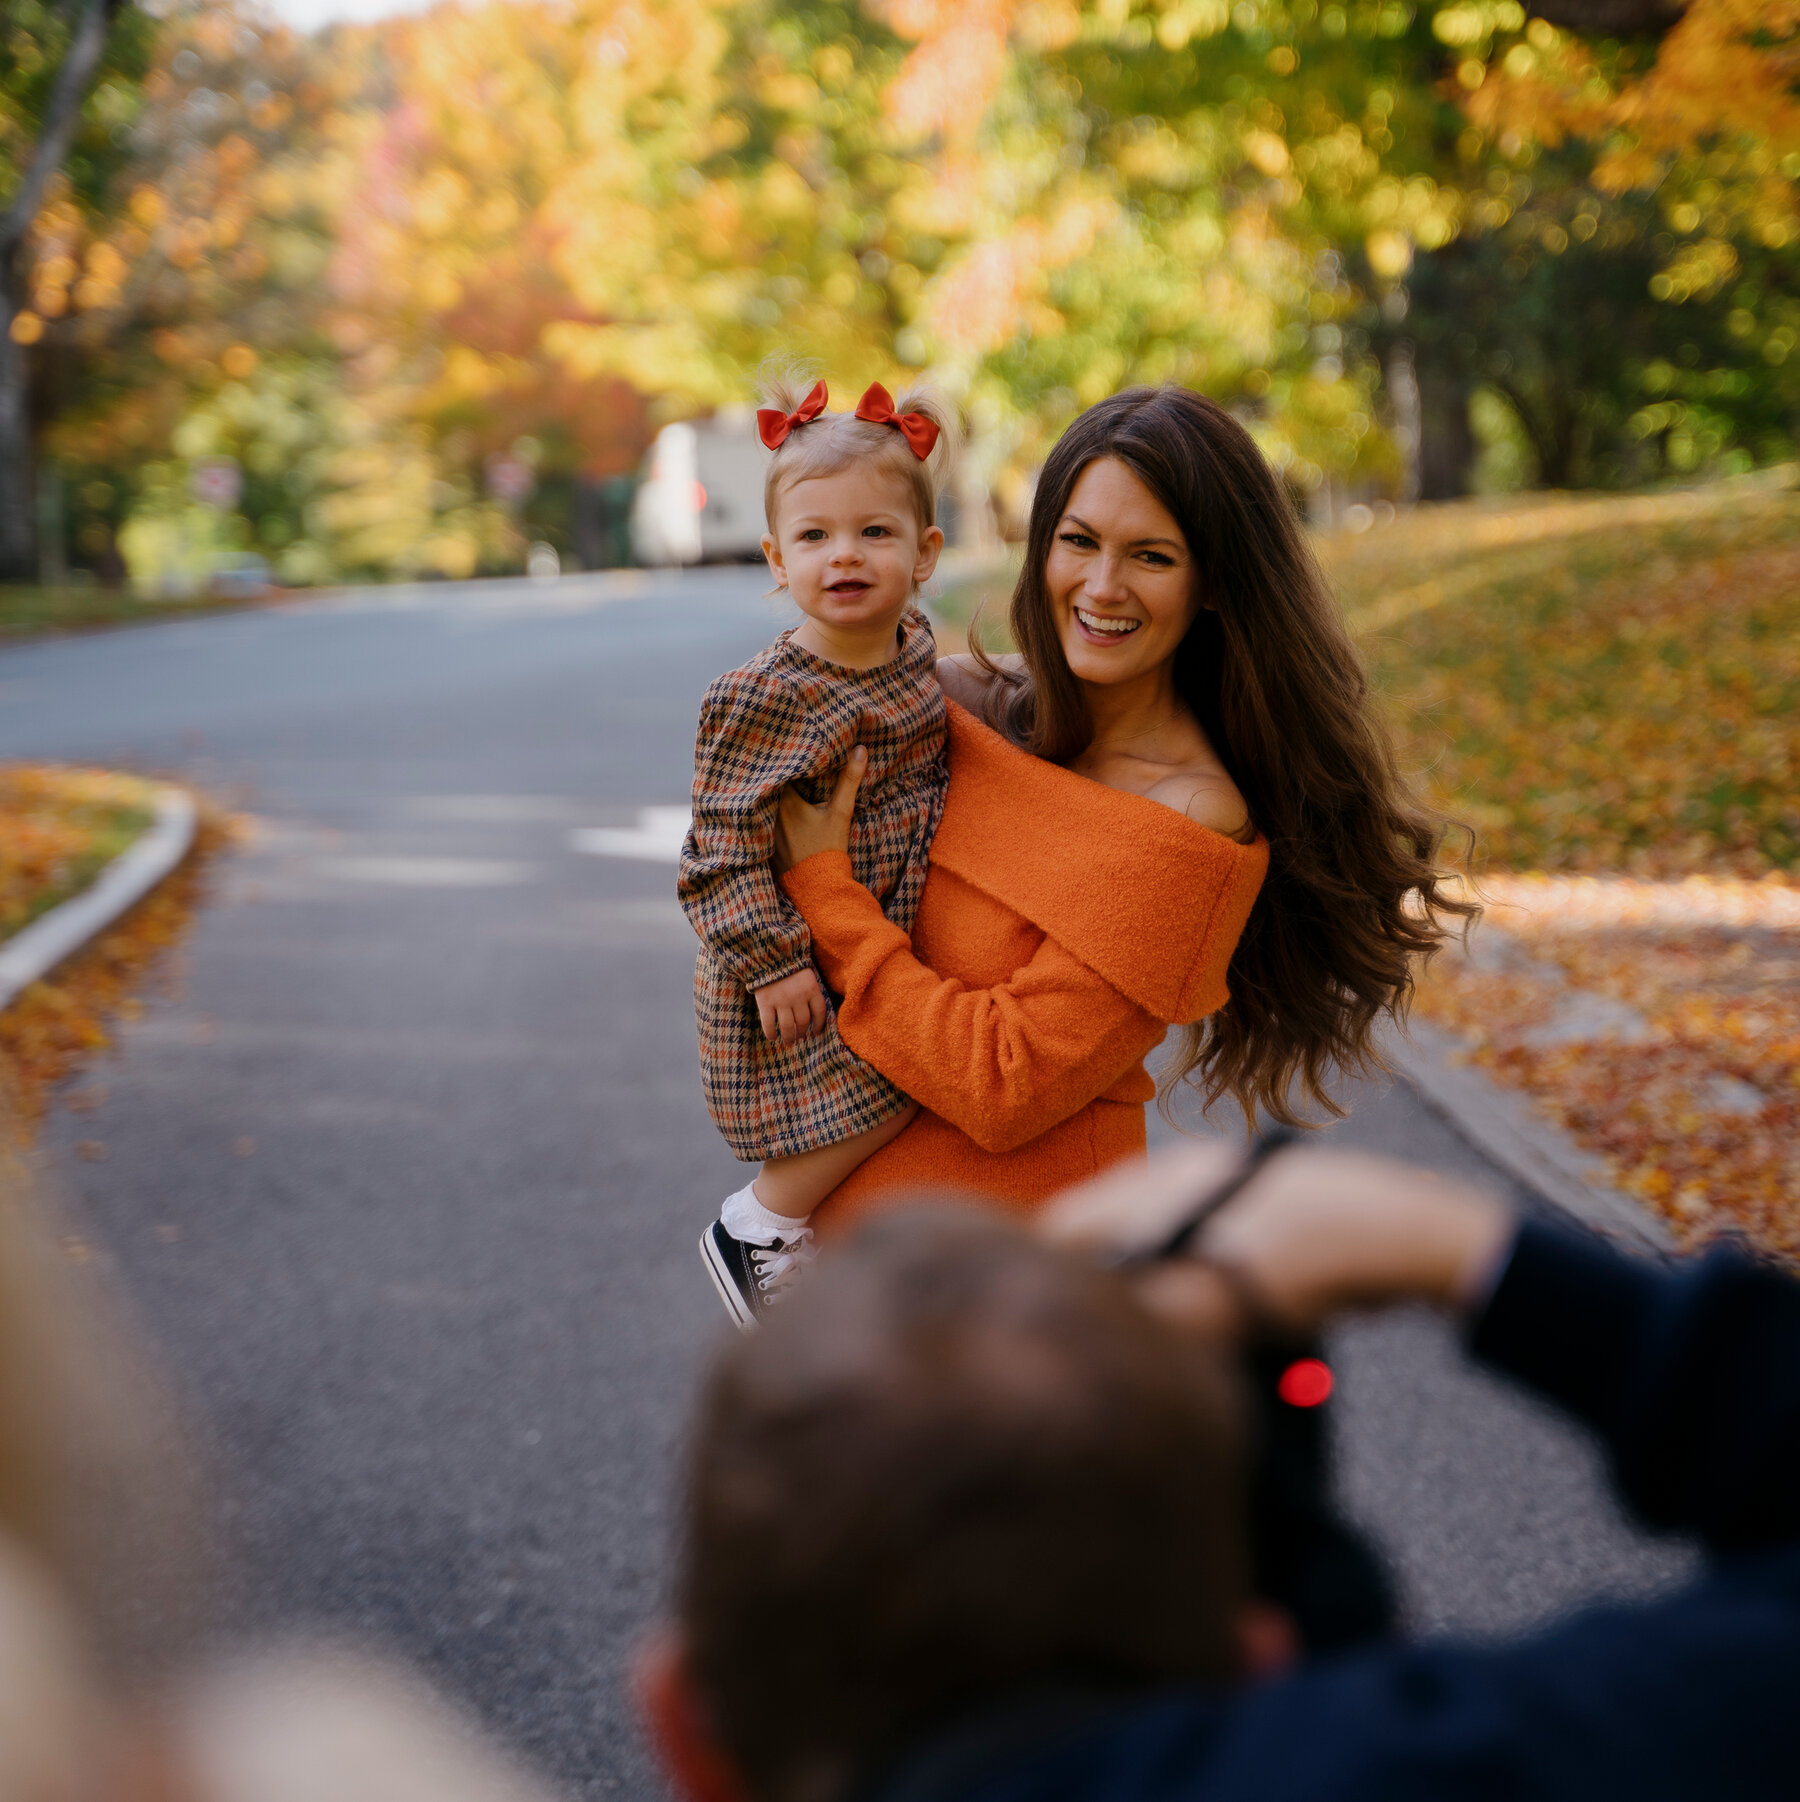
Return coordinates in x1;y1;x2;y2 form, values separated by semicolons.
772;747;867;874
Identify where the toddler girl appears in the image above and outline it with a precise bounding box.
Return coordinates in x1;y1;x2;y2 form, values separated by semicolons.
678;375;958;1329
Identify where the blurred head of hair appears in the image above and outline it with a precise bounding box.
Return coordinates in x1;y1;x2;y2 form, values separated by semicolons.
677;1207;1249;1802
0;1532;98;1802
759;363;962;541
0;1118;568;1802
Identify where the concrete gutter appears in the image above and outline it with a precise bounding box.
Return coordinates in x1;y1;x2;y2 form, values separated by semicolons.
0;785;198;1013
1383;1016;1673;1254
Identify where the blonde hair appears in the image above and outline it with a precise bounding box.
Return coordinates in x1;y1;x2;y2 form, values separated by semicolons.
760;368;962;539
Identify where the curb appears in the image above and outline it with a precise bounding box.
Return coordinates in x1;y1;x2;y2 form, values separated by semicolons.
1382;1018;1672;1254
0;786;198;1014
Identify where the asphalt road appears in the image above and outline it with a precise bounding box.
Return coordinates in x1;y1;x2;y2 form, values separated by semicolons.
0;571;1692;1798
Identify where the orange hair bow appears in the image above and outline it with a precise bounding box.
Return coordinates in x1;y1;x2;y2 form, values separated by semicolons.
854;382;940;460
756;380;828;450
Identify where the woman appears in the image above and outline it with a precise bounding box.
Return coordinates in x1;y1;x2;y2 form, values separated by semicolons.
774;386;1471;1226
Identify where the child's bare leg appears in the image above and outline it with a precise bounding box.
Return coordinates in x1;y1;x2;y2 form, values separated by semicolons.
704;1104;920;1329
752;1101;922;1222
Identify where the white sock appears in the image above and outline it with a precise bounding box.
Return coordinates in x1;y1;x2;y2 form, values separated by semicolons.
720;1182;812;1246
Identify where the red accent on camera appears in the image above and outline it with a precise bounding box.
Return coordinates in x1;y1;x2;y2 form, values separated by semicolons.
1276;1357;1333;1408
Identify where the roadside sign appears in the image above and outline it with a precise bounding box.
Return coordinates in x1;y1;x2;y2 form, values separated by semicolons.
191;456;242;510
486;454;534;505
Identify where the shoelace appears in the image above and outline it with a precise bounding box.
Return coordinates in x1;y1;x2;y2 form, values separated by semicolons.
751;1229;817;1299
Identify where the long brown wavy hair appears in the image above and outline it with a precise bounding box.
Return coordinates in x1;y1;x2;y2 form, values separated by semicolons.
973;386;1476;1127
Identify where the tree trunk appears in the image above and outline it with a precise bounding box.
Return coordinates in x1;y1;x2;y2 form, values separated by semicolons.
1526;0;1685;32
0;286;36;581
1384;339;1424;505
0;0;124;582
1498;378;1575;488
1415;356;1476;501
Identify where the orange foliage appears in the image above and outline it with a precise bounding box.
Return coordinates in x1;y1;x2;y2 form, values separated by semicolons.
872;0;1017;145
0;767;154;939
1414;877;1800;1257
1468;0;1800;244
0;803;236;1129
44;0;352;472
328;1;652;478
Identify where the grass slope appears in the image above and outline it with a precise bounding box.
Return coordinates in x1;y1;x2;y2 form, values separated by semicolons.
0;767;157;938
1331;471;1800;878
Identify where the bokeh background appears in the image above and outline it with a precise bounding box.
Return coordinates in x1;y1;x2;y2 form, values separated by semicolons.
5;0;1798;590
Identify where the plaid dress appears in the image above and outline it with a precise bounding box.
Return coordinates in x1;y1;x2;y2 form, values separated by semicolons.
679;609;948;1160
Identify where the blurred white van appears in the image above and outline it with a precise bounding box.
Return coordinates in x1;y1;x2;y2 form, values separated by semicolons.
629;410;768;565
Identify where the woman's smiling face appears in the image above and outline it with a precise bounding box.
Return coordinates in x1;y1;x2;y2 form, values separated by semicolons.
1045;456;1201;689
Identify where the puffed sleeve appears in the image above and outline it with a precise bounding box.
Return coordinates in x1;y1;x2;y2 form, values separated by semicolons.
780;852;1168;1154
678;668;827;991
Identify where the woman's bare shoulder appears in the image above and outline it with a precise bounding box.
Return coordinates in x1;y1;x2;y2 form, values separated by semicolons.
936;652;1024;713
1145;768;1255;844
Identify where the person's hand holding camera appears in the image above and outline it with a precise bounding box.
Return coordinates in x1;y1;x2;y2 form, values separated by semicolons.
1042;1140;1515;1340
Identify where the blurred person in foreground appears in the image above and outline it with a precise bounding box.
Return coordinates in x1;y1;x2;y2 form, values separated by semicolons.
642;1141;1799;1802
0;1127;562;1802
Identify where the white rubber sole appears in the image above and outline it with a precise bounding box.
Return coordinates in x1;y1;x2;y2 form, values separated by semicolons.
699;1226;758;1333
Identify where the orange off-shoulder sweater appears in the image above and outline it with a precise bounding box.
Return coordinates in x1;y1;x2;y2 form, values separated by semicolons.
778;699;1269;1227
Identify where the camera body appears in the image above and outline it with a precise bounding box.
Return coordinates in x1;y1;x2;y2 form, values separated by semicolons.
1118;1131;1396;1653
1243;1339;1396;1654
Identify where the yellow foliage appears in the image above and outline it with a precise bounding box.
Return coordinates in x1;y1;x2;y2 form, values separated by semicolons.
0;768;155;940
1470;0;1800;243
0;798;236;1130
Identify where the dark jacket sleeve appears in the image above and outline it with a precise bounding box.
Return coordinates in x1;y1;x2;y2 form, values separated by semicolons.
1470;1220;1800;1553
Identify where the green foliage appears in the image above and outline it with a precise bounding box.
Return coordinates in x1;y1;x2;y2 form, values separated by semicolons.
11;0;1800;588
117;358;519;586
0;0;156;214
0;579;248;635
1403;149;1800;490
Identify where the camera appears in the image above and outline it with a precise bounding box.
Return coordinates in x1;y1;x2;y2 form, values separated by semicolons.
1242;1336;1395;1653
1117;1131;1397;1654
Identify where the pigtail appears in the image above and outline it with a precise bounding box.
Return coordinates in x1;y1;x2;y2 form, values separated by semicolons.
757;360;964;538
756;355;824;432
889;381;963;518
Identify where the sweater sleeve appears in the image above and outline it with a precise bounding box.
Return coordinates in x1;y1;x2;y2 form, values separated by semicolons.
678;669;823;990
780;851;1167;1155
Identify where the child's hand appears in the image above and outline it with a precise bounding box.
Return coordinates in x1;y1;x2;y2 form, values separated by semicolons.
753;967;829;1046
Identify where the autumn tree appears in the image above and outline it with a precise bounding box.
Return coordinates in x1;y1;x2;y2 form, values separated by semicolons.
326;0;652;574
0;0;156;580
335;0;971;564
31;0;1800;589
874;0;1800;499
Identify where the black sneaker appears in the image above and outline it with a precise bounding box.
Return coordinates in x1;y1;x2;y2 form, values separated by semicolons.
699;1219;815;1331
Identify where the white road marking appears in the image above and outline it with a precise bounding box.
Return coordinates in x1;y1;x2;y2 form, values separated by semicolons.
404;795;592;822
569;807;691;864
309;856;541;886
